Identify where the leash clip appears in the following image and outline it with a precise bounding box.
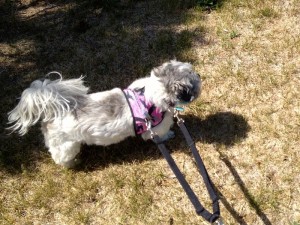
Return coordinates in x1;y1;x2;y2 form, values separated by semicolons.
174;107;184;123
213;217;224;225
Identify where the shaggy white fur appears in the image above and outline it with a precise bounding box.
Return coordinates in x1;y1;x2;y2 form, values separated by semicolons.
8;60;201;168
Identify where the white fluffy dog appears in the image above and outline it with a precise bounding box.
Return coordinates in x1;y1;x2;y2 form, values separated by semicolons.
8;60;201;168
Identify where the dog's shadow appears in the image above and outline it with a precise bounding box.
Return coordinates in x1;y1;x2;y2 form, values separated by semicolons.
78;111;251;171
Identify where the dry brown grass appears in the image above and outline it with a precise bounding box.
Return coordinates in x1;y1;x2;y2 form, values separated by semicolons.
1;0;299;224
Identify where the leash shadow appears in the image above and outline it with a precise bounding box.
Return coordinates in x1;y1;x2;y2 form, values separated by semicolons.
183;111;272;225
217;151;273;225
182;111;250;225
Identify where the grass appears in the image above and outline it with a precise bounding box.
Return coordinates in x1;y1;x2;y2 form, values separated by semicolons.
1;0;300;224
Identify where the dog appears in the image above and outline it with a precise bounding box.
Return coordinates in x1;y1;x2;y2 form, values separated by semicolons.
8;60;201;168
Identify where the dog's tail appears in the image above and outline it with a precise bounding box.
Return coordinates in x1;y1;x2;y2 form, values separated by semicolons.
7;73;89;135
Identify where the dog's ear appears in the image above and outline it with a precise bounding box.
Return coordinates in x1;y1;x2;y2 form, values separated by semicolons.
151;62;172;77
170;80;182;93
150;66;163;77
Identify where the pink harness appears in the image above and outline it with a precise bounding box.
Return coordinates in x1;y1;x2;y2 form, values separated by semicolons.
123;88;165;135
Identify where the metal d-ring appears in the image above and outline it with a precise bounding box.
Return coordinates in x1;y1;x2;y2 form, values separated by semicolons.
145;118;155;138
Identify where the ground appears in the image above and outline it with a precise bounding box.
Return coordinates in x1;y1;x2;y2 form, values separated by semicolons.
0;0;299;224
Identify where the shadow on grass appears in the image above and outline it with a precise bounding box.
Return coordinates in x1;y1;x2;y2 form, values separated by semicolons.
1;0;224;174
0;0;220;85
184;111;250;146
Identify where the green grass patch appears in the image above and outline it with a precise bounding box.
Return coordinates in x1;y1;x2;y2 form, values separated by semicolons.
257;7;278;18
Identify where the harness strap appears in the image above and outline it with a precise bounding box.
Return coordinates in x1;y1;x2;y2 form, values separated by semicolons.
151;119;221;224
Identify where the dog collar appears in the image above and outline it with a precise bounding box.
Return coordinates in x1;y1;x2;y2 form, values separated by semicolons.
123;88;165;135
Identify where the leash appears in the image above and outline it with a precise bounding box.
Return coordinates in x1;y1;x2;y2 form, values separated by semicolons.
147;108;223;225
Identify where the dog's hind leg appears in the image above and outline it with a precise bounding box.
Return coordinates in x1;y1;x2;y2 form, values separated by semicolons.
42;122;81;168
48;141;81;168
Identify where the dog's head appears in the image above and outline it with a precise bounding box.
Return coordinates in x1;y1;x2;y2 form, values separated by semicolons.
151;60;201;106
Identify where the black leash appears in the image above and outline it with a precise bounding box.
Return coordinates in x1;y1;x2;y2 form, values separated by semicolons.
148;109;223;224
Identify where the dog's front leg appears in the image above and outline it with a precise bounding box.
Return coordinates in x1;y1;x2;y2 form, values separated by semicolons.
142;111;175;141
160;130;176;142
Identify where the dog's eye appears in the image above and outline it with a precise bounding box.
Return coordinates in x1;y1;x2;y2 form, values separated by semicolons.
178;89;192;102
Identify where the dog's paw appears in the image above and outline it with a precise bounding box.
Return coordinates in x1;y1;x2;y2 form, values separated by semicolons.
61;158;82;169
161;130;175;142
